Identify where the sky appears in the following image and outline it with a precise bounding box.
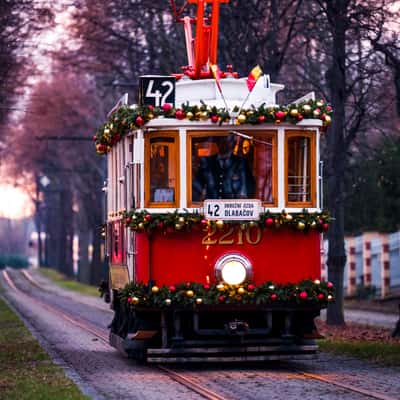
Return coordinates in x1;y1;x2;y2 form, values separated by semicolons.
0;1;75;220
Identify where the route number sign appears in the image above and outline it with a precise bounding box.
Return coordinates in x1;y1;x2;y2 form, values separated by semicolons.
139;75;176;107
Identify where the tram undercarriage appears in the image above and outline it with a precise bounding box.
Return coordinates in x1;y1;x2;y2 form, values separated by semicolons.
109;299;322;363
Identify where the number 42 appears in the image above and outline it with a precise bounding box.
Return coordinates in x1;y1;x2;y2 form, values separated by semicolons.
145;80;174;107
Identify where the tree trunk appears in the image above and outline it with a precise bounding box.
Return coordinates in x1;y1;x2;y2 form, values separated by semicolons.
325;0;348;325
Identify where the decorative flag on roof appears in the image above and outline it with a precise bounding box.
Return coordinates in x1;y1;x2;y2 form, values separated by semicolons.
210;63;222;93
246;65;263;92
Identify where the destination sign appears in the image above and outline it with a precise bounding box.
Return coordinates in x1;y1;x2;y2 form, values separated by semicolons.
204;199;262;221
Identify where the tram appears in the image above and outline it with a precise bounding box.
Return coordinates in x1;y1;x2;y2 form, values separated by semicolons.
95;0;334;362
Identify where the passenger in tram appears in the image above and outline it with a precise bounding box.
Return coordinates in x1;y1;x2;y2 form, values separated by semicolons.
192;135;255;201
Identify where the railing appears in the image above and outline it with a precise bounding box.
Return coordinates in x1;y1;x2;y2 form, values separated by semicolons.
321;231;400;298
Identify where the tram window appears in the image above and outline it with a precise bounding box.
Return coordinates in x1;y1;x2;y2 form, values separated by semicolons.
145;133;179;207
286;132;315;206
252;133;276;205
110;221;124;264
189;132;276;206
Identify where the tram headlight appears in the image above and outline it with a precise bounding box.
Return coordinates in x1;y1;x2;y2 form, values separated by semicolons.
215;253;253;285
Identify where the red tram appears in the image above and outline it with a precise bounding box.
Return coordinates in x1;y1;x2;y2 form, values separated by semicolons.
95;0;334;362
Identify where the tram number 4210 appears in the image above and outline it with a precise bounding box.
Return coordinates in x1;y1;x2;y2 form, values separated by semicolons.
139;76;176;107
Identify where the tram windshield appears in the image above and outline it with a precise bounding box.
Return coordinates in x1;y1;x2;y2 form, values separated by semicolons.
190;132;276;205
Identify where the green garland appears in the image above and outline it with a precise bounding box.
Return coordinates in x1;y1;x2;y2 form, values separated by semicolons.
94;99;332;154
120;279;335;308
124;209;331;233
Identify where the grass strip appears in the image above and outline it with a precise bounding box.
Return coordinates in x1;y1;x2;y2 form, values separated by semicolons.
0;296;90;400
38;268;99;297
319;339;400;367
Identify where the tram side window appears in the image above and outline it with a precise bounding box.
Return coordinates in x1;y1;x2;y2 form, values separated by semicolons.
146;134;178;206
286;133;315;206
110;221;124;264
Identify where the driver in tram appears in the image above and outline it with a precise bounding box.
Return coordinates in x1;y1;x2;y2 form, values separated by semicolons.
192;135;255;201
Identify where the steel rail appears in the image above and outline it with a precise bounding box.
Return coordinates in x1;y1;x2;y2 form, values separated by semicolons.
2;269;231;400
21;269;112;314
157;365;230;400
297;370;398;400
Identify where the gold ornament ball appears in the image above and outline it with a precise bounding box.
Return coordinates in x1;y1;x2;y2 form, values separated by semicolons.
132;296;139;305
175;223;183;230
165;298;172;306
186;111;194;119
314;279;321;285
249;221;257;228
237;114;247;124
216;220;224;229
138;222;144;230
196;298;203;305
186;290;194;298
237;287;246;295
285;214;293;221
316;100;324;107
302;104;311;113
311;221;317;228
178;216;185;224
297;221;306;230
324;115;332;125
201;111;209;120
246;110;254;116
313;109;321;117
217;284;225;292
148;113;154;119
290;109;299;117
327;294;333;301
151;286;159;293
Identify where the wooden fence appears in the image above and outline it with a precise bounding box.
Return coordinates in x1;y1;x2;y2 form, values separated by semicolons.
321;231;400;298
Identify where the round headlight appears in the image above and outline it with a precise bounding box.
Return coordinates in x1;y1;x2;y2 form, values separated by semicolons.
215;253;253;285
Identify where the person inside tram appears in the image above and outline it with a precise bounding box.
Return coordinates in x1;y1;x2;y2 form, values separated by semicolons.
192;135;255;201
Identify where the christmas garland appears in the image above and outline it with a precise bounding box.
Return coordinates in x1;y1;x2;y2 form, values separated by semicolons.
124;209;330;233
120;279;335;308
94;99;332;154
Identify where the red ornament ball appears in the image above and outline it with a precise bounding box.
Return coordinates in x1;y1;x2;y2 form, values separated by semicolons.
327;281;334;289
218;295;225;303
265;217;274;227
144;214;152;221
270;293;278;301
127;297;132;304
323;223;329;231
211;115;219;123
162;103;172;112
297;114;304;121
317;293;325;300
169;285;176;293
93;135;97;141
275;111;286;120
203;284;210;290
175;109;185;120
135;116;144;126
247;284;255;292
299;291;308;300
258;115;266;123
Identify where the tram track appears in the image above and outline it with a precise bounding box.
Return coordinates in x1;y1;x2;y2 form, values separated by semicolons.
1;268;399;400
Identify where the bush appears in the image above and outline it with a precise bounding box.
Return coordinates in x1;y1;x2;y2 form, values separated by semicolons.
0;254;30;269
